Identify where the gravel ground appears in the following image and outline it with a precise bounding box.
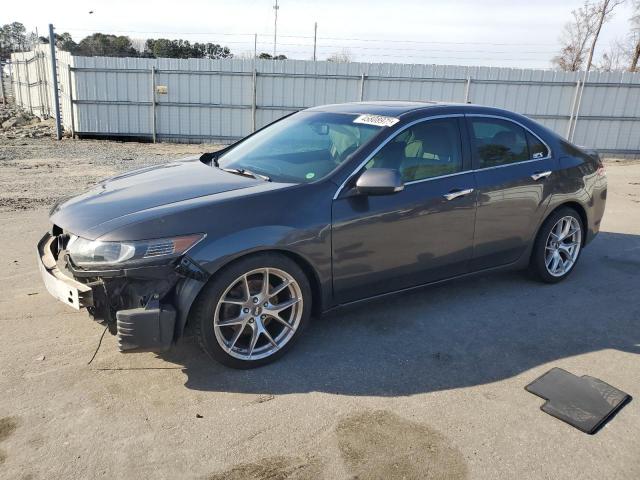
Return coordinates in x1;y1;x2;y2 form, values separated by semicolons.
0;131;639;480
0;131;221;212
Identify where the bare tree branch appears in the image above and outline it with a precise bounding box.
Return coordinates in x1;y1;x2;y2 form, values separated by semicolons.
553;0;625;72
584;0;626;73
630;0;640;70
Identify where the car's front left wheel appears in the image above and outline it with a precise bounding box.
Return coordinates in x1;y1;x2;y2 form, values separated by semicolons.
192;253;311;369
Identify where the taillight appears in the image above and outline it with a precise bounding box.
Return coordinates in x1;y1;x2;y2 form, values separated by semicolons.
592;153;605;176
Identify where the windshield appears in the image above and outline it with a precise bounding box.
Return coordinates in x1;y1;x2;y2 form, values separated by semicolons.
217;111;384;183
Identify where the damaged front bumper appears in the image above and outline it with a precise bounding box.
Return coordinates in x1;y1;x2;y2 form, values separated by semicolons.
37;232;205;353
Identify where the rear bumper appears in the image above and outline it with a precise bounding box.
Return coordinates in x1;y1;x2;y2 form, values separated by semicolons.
37;232;178;353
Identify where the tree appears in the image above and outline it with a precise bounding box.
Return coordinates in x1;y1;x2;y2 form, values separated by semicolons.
0;22;28;59
145;38;232;59
327;49;353;63
583;0;625;73
75;33;138;57
629;0;640;71
56;32;78;53
194;42;232;59
597;40;627;70
552;1;624;72
552;3;599;71
39;32;79;53
258;52;287;60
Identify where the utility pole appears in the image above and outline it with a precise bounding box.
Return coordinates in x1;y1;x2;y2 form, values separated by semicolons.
273;0;279;57
253;33;257;59
313;22;317;61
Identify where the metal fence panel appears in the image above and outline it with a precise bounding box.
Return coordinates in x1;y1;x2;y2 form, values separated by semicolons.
10;49;640;152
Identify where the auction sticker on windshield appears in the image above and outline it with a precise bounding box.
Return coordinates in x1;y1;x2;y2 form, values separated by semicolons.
353;114;400;127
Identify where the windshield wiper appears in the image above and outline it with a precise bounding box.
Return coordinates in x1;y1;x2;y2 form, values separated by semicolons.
219;167;271;182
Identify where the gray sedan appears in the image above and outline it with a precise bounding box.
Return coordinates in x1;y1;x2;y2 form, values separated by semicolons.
37;101;607;368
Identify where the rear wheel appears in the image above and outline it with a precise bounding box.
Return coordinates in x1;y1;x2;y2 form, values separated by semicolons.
530;207;584;283
192;253;311;369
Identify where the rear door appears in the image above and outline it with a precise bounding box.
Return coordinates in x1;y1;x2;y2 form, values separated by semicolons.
467;115;557;270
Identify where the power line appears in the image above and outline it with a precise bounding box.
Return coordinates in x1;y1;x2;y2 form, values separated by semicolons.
254;42;556;55
53;25;559;66
57;26;558;48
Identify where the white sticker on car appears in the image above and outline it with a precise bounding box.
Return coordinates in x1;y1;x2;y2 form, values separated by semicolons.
353;114;400;127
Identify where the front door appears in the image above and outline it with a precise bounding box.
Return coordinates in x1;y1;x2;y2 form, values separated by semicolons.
331;116;477;304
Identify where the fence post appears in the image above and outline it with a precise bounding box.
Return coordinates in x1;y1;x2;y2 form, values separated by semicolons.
15;60;23;107
33;53;41;114
41;52;49;116
359;73;366;101
67;64;75;138
570;71;589;143
48;24;62;140
42;52;51;117
24;59;33;114
464;76;472;103
566;79;581;139
34;51;47;116
0;61;4;104
251;68;257;132
150;66;157;143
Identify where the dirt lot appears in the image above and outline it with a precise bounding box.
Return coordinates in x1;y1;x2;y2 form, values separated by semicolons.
0;132;639;480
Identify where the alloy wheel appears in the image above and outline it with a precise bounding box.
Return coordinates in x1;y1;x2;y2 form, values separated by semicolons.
544;215;582;277
213;268;304;360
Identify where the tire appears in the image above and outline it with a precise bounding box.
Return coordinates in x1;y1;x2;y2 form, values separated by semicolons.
529;207;584;283
191;252;312;369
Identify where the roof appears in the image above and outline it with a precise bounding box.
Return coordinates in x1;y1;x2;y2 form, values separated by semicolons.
306;102;542;130
307;101;441;116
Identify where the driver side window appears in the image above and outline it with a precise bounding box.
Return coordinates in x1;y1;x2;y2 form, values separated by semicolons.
366;118;463;182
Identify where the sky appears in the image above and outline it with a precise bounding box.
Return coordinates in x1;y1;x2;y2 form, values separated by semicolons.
4;0;635;69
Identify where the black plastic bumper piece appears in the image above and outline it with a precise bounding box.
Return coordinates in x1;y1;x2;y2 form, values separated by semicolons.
116;304;176;353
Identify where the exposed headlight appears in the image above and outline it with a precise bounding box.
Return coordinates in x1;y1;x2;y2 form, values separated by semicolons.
67;234;205;268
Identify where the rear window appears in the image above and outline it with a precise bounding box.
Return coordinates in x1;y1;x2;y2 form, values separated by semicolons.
470;118;528;168
527;131;549;159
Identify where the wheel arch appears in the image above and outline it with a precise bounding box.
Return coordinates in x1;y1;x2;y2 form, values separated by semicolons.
527;200;589;266
544;201;588;244
176;247;324;340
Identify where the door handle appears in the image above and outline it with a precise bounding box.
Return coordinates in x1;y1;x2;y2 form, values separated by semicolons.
531;171;552;181
443;188;474;201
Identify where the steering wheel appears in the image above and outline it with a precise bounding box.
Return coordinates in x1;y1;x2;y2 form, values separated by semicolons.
335;144;359;164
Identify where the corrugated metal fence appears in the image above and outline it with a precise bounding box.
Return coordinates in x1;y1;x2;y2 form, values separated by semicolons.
10;45;74;131
10;45;640;153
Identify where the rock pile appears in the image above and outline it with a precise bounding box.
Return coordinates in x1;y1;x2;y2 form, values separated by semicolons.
0;104;55;139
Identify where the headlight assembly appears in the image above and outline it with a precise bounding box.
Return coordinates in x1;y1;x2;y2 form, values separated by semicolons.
67;234;204;268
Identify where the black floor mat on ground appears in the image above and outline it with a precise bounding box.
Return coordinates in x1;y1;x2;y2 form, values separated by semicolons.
525;367;631;434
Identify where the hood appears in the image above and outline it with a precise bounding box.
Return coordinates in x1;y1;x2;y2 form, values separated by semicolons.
50;157;262;239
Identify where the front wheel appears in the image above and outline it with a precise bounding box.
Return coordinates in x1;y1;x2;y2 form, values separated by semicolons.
192;253;311;369
529;207;584;283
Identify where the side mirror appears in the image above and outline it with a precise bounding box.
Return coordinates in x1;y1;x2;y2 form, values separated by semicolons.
355;168;404;196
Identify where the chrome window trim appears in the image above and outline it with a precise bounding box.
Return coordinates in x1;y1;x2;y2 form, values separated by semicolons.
404;169;471;186
466;114;553;170
332;112;554;200
332;114;465;200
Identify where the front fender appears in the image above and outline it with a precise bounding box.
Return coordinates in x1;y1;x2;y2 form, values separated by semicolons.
174;224;331;339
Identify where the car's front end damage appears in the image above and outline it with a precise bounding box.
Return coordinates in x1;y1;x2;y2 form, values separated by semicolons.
34;157;275;353
37;226;207;353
